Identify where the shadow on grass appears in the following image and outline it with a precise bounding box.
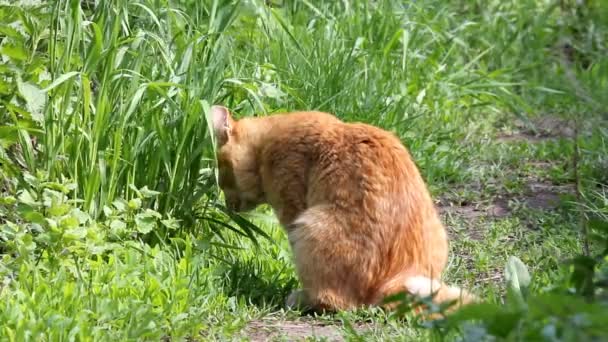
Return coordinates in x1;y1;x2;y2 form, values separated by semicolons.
220;258;299;310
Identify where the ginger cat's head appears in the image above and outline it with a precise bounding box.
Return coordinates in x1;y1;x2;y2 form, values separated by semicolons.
211;105;264;212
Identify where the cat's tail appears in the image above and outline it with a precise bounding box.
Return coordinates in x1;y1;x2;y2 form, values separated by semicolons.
378;274;476;316
404;275;476;309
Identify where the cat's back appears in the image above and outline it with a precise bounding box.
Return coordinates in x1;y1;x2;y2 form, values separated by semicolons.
312;118;416;181
265;110;343;136
264;111;403;152
312;120;420;202
263;111;414;178
262;112;422;211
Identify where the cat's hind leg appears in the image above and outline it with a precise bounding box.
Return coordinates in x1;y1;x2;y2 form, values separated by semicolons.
285;205;370;312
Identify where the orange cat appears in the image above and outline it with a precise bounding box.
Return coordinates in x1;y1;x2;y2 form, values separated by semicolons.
211;105;475;314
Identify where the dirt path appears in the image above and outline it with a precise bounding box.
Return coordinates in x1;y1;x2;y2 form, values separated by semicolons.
243;317;370;342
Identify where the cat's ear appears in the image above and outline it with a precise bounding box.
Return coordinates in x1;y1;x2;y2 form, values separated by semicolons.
211;105;233;146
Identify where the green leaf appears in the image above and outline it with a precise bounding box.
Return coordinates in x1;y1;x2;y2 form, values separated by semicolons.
19;208;45;224
0;43;28;61
71;209;90;224
128;198;142;210
60;216;79;230
259;82;286;100
161;218;180;230
446;302;505;324
0;196;17;205
505;256;531;292
40;71;80;92
124;84;147;123
589;218;608;234
0;78;13;96
0;221;20;241
0;25;25;40
16;79;46;123
143;209;162;219
48;201;71;217
102;206;113;217
0;126;19;148
139;186;160;198
567;255;597;298
110;219;127;234
135;213;157;234
112;200;127;213
505;256;531;308
445;302;524;338
88;244;111;255
129;185;161;199
41;181;72;194
486;310;524;338
416;88;426;104
17;190;38;206
3;102;33;121
64;225;87;240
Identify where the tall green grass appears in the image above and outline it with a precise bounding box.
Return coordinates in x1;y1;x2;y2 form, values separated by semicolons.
1;1;273;245
4;0;606;222
43;0;237;221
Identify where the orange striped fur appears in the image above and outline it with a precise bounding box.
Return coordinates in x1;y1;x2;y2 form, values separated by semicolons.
211;105;475;314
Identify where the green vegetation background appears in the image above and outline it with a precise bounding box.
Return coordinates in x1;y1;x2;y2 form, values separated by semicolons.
0;0;607;340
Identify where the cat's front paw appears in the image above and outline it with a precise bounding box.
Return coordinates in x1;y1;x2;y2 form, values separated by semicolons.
285;289;309;310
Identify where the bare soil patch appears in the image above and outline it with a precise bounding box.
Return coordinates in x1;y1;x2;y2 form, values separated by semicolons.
243;317;370;342
522;180;574;210
439;177;574;240
439;200;509;220
496;116;575;142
